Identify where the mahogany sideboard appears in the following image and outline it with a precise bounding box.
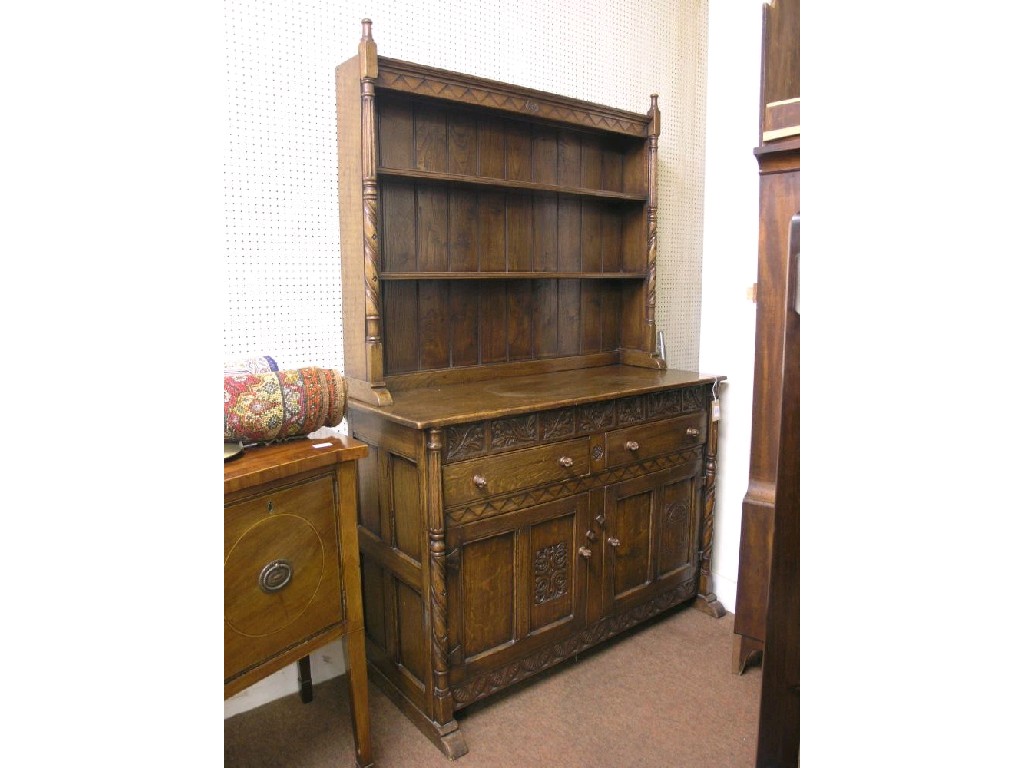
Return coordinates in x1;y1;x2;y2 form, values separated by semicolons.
224;436;374;768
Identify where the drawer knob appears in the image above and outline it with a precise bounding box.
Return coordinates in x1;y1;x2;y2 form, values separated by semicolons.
625;440;640;452
686;427;700;437
607;537;621;548
595;513;606;527
578;546;592;559
585;529;598;541
258;559;293;594
558;456;574;468
473;474;488;489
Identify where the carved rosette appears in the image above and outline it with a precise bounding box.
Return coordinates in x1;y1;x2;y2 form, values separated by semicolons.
665;499;688;526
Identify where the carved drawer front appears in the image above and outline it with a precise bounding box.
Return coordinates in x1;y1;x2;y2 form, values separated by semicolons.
605;412;707;469
442;437;591;507
224;474;344;682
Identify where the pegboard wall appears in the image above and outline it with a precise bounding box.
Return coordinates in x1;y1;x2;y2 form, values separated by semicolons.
224;0;709;373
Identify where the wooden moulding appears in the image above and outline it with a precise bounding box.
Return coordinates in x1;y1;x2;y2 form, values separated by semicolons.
374;57;651;138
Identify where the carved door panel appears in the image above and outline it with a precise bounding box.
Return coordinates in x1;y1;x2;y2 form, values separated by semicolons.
601;458;703;616
445;494;589;685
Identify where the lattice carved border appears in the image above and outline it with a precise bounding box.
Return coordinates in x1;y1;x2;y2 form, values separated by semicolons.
376;59;650;138
446;447;703;525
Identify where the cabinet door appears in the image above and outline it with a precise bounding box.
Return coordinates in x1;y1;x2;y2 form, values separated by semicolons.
446;494;589;685
601;458;703;616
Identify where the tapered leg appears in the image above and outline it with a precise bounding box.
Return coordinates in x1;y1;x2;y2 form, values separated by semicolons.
344;631;374;768
297;655;313;703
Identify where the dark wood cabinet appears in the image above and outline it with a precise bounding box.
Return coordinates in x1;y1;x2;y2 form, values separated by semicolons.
337;20;725;759
734;0;800;678
736;0;800;764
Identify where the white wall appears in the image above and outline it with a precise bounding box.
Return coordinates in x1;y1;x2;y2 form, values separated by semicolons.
699;0;764;614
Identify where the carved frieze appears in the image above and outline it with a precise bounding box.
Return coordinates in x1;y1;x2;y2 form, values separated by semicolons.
578;402;615;433
445;423;486;462
616;396;645;426
491;414;538;451
647;390;681;419
376;62;649;138
681;387;706;413
442;386;708;466
539;408;575;441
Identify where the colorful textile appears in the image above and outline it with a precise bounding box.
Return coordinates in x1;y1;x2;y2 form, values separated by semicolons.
224;367;347;443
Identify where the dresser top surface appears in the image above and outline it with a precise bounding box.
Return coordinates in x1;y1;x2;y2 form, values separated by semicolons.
224;436;368;496
350;366;724;429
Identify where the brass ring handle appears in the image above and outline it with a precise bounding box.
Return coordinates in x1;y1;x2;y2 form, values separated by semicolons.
686;427;700;437
259;559;293;593
607;537;621;548
473;474;488;489
578;546;592;559
559;456;574;468
625;440;640;452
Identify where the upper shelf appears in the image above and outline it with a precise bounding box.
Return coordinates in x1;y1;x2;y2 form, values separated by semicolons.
379;271;648;280
377;166;648;202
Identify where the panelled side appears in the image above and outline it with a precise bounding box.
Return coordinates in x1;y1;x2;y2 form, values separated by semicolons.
337;56;368;384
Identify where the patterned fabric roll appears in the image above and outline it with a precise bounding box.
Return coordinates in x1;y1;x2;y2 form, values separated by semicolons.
224;367;347;442
223;356;279;376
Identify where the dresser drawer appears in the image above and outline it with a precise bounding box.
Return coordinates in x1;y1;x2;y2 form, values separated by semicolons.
224;473;344;681
443;437;591;507
605;412;706;469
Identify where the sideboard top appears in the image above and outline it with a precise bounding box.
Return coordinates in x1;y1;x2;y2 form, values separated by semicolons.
348;366;724;429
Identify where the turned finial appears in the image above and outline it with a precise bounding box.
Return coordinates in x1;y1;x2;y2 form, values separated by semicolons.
359;19;378;79
648;94;660;137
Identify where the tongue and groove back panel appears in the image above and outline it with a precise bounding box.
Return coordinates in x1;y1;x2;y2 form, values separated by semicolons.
223;0;707;376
